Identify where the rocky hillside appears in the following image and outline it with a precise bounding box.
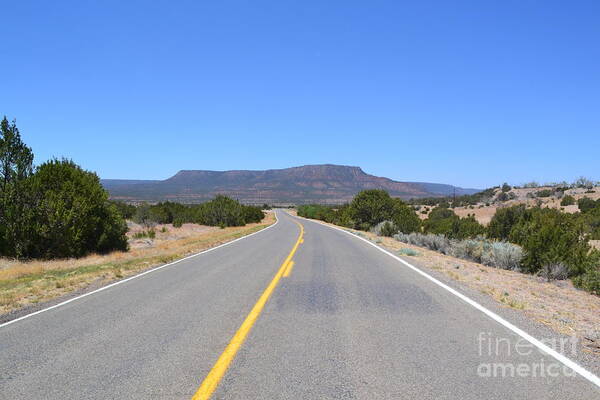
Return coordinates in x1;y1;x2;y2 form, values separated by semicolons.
102;164;479;204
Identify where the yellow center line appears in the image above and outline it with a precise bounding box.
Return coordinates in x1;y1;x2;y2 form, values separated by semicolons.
282;260;295;277
191;219;304;400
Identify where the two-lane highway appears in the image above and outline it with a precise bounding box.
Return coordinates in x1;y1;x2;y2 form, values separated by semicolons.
1;210;599;399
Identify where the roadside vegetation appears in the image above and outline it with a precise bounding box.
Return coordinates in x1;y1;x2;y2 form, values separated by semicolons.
112;196;264;229
0;117;270;314
298;188;600;295
0;117;128;259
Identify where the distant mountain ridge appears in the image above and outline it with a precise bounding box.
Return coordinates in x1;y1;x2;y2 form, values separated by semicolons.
102;164;479;204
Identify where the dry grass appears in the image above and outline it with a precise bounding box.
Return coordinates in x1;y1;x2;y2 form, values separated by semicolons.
0;212;276;315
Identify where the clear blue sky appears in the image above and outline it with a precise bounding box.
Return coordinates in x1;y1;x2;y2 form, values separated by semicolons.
2;1;599;188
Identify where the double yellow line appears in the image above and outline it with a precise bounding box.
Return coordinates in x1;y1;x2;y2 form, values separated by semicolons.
191;220;304;400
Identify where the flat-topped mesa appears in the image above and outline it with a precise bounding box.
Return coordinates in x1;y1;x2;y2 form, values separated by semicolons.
101;164;479;204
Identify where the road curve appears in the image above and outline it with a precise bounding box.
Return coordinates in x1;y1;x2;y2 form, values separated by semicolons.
1;210;598;399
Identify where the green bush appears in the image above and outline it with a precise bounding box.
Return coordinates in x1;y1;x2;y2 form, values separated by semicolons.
487;205;527;241
391;199;421;234
110;201;137;219
297;191;419;233
497;192;509;202
173;218;184;228
535;189;553;198
297;204;336;222
508;208;591;275
0;117;34;258
452;215;486;240
572;264;600;295
580;206;600;240
370;221;396;237
348;189;395;230
423;207;456;235
133;204;153;227
196;195;246;227
578;197;599;213
242;205;265;223
560;195;575;206
27;159;128;258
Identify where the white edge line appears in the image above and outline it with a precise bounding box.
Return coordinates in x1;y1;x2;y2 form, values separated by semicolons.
293;213;600;389
0;212;280;329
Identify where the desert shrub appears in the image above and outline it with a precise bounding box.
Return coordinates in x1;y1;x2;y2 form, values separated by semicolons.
573;265;600;295
242;205;265;223
394;232;523;270
26;159;128;258
0;117;34;258
297;203;353;227
508;208;591;275
578;197;599;213
487;205;527;241
560;195;575;206
481;242;524;270
148;203;172;224
423;208;484;239
391;199;421;233
452;215;486;240
111;201;137;219
538;263;569;281
423;207;457;236
501;183;512;192
535;189;553;198
398;248;419;256
133;229;156;239
370;221;396;237
394;232;451;254
0;119;127;259
577;205;600;240
133;204;154;227
333;204;353;227
173;218;183;228
497;192;509;202
573;176;594;189
450;239;487;263
297;204;338;223
348;189;395;230
196;195;246;227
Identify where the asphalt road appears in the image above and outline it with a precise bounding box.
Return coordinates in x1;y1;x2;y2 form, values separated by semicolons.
1;210;598;399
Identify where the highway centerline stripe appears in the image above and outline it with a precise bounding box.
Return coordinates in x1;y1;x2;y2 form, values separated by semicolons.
191;219;304;400
282;260;295;277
